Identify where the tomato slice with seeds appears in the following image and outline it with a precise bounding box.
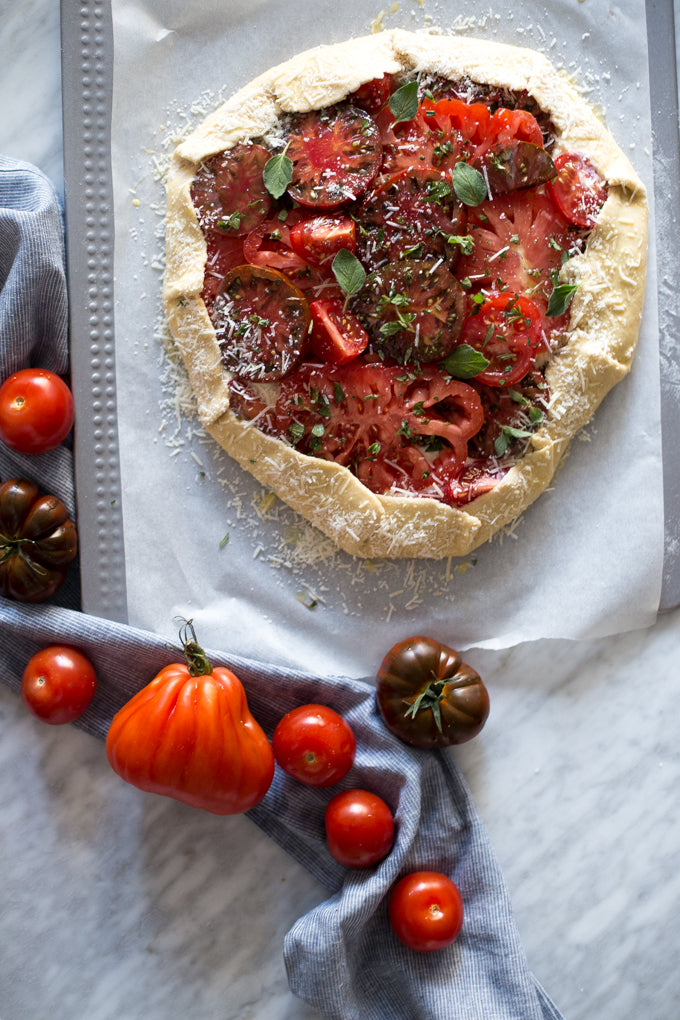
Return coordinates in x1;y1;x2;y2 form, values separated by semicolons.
473;141;556;195
458;293;542;387
468;368;548;460
488;108;544;147
458;189;572;316
357;167;467;270
309;298;369;364
547;152;608;229
285;106;382;209
355;261;466;364
212;265;311;381
289;215;356;267
191;144;272;236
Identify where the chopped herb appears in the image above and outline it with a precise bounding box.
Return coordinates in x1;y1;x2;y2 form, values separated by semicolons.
288;420;305;445
295;590;318;610
219;532;230;549
446;234;475;256
217;211;242;231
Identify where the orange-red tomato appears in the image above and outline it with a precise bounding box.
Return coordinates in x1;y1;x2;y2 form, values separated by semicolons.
389;871;464;952
105;626;274;815
21;645;97;725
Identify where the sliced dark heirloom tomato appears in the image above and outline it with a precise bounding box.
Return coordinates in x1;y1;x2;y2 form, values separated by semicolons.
212;265;311;381
355;260;466;364
289;214;356;267
468;367;548;461
309;298;369;364
357;167;467;269
458;292;543;387
547;152;608;228
285;105;382;209
266;360;483;498
0;478;78;602
376;636;490;748
473;141;556;195
191;144;273;235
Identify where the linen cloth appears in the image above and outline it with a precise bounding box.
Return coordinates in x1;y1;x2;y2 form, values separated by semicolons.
0;156;563;1020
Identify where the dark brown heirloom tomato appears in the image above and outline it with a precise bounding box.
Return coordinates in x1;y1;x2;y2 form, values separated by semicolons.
376;636;489;749
0;478;77;602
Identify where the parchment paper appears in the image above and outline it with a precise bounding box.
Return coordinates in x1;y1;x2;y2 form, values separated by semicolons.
108;0;663;678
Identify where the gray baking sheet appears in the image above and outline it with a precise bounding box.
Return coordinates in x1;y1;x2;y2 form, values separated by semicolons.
60;0;680;626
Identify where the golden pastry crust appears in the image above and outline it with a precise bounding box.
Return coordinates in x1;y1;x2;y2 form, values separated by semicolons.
163;29;648;559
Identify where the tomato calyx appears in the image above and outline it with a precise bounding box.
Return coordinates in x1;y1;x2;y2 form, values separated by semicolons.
171;618;213;677
404;671;481;735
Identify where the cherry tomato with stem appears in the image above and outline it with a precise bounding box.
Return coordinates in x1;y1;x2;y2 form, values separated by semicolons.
0;369;74;455
325;788;395;868
389;871;464;952
272;703;356;786
21;645;97;725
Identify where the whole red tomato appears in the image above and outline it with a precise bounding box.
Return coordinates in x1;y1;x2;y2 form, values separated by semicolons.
0;369;74;454
105;622;274;815
325;788;394;868
272;703;356;787
389;871;464;952
21;645;97;725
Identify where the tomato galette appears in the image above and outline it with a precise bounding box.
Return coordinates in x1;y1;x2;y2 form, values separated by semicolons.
163;30;647;558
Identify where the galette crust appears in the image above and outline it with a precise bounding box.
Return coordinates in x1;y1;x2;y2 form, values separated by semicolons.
163;29;648;559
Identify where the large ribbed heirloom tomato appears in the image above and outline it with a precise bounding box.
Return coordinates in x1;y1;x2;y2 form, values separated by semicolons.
105;623;275;815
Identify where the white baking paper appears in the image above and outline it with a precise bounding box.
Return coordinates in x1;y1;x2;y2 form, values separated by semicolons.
108;0;663;677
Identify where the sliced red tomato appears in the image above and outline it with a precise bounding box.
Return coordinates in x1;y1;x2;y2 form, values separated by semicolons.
357;167;467;270
433;96;492;144
488;108;544;147
445;458;509;506
286;106;382;208
269;360;483;498
202;233;245;306
191;144;272;235
309;298;369;364
459;293;543;387
355;261;466;364
350;74;394;113
547;152;608;228
212;265;311;381
289;215;356;268
457;189;572;316
375;100;466;175
243;218;310;274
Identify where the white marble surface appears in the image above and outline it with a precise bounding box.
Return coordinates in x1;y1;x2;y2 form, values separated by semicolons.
1;3;680;1019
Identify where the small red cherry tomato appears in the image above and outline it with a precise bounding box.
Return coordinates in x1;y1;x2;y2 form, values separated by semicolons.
389;871;464;952
547;152;608;229
21;645;97;725
0;369;74;454
272;703;356;786
325;788;395;868
309;298;369;365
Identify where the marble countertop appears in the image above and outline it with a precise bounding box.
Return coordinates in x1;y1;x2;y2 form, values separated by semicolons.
1;3;679;1018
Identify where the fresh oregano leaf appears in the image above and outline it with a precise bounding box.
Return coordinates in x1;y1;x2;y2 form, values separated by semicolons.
451;162;487;206
389;80;419;125
443;344;490;379
546;282;578;317
263;150;293;199
332;248;366;297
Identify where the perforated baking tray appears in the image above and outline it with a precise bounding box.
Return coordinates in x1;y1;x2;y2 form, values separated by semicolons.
60;0;680;618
